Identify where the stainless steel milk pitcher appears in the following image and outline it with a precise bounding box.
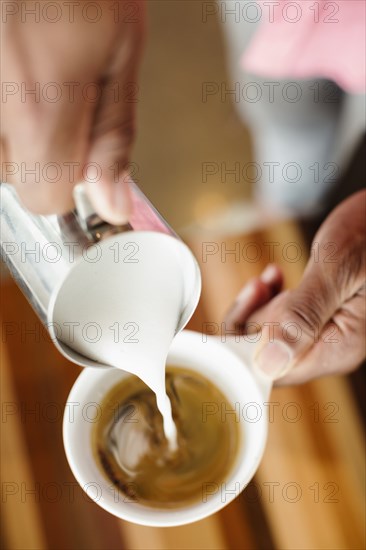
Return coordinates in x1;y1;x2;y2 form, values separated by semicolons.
0;181;201;368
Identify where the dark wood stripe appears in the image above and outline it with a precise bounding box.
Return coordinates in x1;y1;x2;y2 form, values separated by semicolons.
348;367;366;427
239;482;276;550
186;273;276;550
1;280;126;550
0;513;9;550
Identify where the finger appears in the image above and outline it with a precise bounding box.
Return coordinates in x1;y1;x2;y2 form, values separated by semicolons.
224;264;284;332
1;12;95;214
2;97;88;216
2;3;143;219
3;89;87;214
251;264;340;380
276;290;366;385
260;263;284;291
85;22;143;225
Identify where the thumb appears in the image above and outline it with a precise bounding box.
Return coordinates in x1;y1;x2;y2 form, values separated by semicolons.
253;265;339;380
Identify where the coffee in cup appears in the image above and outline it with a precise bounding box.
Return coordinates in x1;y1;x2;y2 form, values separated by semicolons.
91;366;240;508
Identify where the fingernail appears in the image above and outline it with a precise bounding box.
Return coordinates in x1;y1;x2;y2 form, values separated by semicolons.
237;281;256;303
260;264;278;284
255;341;292;379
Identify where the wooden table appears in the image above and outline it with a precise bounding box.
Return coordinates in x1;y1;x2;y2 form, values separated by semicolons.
1;220;364;550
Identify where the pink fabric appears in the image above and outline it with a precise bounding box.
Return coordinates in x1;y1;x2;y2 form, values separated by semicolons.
242;0;366;94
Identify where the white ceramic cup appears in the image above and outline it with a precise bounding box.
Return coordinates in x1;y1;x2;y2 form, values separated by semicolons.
63;330;272;527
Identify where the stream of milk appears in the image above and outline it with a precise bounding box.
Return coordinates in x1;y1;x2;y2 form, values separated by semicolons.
53;233;199;449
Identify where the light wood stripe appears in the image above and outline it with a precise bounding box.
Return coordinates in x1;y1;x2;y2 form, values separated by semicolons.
187;295;274;550
256;380;365;549
1;344;47;550
121;515;227;550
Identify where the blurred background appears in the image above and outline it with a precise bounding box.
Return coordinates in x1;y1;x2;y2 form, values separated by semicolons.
133;0;252;229
1;1;365;549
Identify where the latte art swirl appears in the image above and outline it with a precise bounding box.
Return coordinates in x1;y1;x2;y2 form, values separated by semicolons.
92;367;240;508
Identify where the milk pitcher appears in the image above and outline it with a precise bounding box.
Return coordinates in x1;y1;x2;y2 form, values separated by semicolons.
0;180;201;369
